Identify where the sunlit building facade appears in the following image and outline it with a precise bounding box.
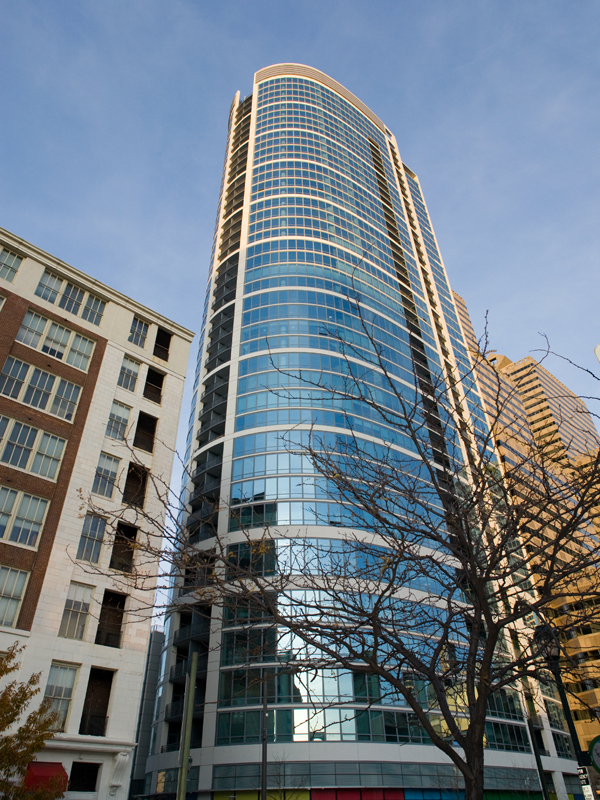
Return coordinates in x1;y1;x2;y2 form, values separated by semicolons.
455;293;600;771
142;65;579;800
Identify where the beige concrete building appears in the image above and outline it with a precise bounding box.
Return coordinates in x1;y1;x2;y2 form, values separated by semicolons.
454;290;600;765
0;228;193;797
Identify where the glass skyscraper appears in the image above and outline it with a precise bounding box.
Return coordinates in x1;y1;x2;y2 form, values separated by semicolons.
142;64;576;800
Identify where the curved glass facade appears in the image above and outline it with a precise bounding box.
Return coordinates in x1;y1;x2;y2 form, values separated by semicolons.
145;65;557;800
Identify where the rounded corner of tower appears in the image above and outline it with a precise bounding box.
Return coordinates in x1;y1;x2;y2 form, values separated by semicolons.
252;63;387;133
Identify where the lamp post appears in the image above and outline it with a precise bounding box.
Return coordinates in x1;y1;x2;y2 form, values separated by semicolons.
533;624;589;764
533;624;594;799
261;672;268;800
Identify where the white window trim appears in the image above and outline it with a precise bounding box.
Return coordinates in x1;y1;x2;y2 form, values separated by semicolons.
0;484;50;551
35;269;106;327
58;582;94;641
44;661;80;733
15;310;95;372
0;357;81;422
92;452;121;499
105;400;132;442
0;565;30;628
0;415;67;482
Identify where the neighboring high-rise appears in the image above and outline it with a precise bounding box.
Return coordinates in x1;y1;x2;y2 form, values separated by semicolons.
0;228;193;796
492;355;600;462
455;291;600;764
143;65;579;800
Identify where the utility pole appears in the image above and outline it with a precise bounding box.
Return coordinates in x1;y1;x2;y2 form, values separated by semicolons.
261;671;268;800
176;650;198;800
526;716;551;800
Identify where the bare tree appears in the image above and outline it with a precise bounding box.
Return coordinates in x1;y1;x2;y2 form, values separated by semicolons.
78;310;600;800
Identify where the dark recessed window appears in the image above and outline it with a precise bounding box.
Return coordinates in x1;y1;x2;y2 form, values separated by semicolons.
133;412;157;453
109;523;137;572
153;328;172;361
95;590;126;648
122;463;148;507
69;762;101;792
143;368;164;404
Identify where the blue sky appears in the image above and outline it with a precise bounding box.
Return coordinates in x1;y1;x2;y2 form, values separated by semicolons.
2;0;600;450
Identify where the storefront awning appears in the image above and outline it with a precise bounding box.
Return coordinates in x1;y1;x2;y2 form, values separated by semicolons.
24;762;69;792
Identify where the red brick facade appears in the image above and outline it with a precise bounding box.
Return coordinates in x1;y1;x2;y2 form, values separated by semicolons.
0;288;107;629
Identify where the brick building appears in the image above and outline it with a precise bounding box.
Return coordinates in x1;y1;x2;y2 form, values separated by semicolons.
0;228;193;797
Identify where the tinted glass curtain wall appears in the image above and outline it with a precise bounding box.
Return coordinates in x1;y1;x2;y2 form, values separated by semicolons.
147;65;544;798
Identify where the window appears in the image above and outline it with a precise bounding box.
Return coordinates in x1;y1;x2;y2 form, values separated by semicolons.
553;731;574;759
122;463;148;507
0;248;22;282
109;523;137;572
69;763;101;792
32;433;65;479
117;356;140;392
15;310;46;347
0;296;5;312
128;317;149;348
133;412;157;452
42;322;71;359
5;492;49;547
35;271;105;326
67;334;95;370
143;368;164;404
92;453;120;498
0;416;66;480
106;401;131;440
44;663;77;732
59;582;93;640
51;379;81;421
22;367;55;409
82;295;105;326
0;357;29;398
95;590;126;648
0;566;29;626
76;515;106;564
156;769;179;793
0;357;81;420
58;282;85;315
79;668;113;736
1;421;37;469
153;328;172;361
15;311;95;371
35;271;62;303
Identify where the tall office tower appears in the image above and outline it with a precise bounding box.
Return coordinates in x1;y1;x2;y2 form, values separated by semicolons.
0;228;193;797
144;65;578;800
455;292;600;762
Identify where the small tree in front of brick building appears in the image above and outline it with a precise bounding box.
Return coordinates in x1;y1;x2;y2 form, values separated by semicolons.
0;643;65;800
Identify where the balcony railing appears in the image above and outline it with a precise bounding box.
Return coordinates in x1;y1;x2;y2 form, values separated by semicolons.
161;737;203;753
169;656;208;682
192;456;223;480
79;713;108;736
165;699;204;719
190;479;221;505
174;620;210;645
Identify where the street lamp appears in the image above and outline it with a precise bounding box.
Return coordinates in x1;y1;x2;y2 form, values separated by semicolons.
533;624;595;800
533;623;590;765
